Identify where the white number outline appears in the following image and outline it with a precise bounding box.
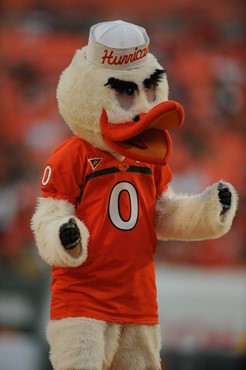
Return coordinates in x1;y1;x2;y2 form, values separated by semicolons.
42;165;52;186
108;181;139;231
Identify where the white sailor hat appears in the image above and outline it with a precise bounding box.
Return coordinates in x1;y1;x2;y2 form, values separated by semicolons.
86;20;149;70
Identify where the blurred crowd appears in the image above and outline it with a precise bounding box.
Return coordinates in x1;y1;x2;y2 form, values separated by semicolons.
0;0;245;276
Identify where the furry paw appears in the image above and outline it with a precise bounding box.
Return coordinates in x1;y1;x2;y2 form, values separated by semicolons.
59;218;81;250
218;182;232;215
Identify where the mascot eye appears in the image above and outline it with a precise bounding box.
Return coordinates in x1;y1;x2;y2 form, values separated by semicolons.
105;77;138;110
145;85;156;103
116;91;135;110
125;87;135;96
143;69;166;89
143;69;166;103
105;78;138;95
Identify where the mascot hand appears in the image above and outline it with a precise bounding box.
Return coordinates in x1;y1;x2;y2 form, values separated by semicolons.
218;182;232;215
59;218;81;250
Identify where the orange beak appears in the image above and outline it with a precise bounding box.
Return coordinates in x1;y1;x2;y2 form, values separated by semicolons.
100;100;184;165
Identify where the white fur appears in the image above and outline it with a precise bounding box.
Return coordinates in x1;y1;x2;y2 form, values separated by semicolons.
111;323;161;370
57;46;169;153
46;317;161;370
47;317;108;370
156;181;238;241
31;197;89;267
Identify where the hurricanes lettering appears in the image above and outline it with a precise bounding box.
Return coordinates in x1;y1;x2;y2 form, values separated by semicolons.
101;47;148;66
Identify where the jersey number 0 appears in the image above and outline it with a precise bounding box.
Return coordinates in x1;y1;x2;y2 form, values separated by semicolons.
108;181;139;231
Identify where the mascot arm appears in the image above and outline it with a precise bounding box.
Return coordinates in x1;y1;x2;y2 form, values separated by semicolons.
156;181;238;241
31;197;89;267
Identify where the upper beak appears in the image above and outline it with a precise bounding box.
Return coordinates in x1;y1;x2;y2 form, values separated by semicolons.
101;100;184;141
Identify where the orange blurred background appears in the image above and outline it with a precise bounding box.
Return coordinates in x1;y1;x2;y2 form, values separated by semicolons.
0;1;245;369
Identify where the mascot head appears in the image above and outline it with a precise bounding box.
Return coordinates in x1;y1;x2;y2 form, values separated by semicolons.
57;20;184;164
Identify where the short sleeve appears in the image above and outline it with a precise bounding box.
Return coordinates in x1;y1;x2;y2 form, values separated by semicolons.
154;164;172;198
40;138;84;205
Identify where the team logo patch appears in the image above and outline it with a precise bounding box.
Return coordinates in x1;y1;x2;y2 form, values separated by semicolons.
119;163;129;172
88;158;103;170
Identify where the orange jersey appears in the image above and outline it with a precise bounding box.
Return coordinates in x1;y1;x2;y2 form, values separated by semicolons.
41;136;172;324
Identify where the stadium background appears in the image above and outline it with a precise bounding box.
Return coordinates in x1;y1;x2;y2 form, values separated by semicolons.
0;0;245;369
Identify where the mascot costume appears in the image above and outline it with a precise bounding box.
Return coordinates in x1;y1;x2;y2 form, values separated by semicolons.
31;21;238;370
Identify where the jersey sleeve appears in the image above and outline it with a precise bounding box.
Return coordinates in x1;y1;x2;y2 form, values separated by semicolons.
154;164;172;198
40;139;85;205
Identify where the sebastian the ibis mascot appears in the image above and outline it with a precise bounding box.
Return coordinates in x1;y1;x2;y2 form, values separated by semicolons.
31;20;238;370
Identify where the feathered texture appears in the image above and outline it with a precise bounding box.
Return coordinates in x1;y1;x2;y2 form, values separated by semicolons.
47;317;109;370
46;317;161;370
31;197;89;267
56;46;169;153
156;181;238;241
111;323;161;370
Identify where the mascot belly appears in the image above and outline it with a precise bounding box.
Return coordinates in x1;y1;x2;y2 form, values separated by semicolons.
31;20;238;370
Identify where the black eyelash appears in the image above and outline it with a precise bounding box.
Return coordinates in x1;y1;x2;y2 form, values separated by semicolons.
105;78;138;96
143;69;166;89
